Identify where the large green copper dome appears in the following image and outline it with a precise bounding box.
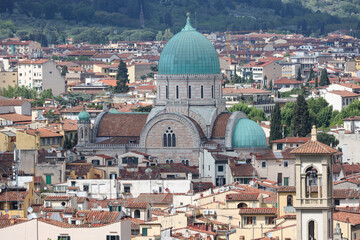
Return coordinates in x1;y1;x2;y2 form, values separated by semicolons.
232;118;267;148
158;14;220;75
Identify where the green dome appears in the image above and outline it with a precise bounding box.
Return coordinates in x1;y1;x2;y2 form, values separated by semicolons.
232;118;267;148
158;14;220;75
78;110;90;121
109;108;119;114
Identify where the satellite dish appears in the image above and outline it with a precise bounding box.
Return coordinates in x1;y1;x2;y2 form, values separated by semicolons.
27;207;33;214
1;185;6;190
145;168;152;176
130;168;134;172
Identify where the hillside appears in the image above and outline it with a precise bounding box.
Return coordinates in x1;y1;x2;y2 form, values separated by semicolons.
0;0;359;44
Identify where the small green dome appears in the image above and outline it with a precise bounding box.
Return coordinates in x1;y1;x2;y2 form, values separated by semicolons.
78;110;90;121
158;14;220;75
232;118;267;148
109;108;119;114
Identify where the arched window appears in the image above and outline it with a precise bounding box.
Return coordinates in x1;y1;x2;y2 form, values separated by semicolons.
170;160;173;164
237;203;248;208
80;127;83;139
166;160;169;164
85;128;88;140
182;160;185;165
163;127;176;147
201;86;204;99
176;86;179;99
185;160;189;166
287;195;293;206
305;167;318;198
134;209;140;218
211;85;214;98
166;85;169;99
188;86;192;99
308;220;315;240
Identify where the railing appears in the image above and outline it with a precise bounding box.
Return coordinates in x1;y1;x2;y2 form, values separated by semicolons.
284;206;296;213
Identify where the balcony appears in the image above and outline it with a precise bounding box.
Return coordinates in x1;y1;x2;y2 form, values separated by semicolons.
284;206;296;213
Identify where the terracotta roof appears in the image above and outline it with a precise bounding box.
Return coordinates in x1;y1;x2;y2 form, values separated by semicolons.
44;195;71;201
271;137;310;144
230;161;257;177
238;208;277;215
134;193;173;205
277;186;296;193
19;128;63;138
333;189;360;199
0;190;27;202
0;113;31;123
274;78;303;85
328;90;360;97
125;202;149;209
226;193;260;201
290;140;337;154
76;210;122;224
0;99;27;106
341;164;360;176
97;113;148;137
333;211;360;225
211;113;231;138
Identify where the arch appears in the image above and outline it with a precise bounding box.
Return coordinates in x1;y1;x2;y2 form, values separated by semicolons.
139;113;201;148
134;209;140;218
166;160;169;164
287;195;293;206
308;220;316;240
237;203;248;208
84;128;88;140
182;160;185;165
224;111;249;148
185;160;189;166
170;160;173;164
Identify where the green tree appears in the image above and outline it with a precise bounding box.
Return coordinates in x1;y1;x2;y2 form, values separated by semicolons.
156;31;163;41
315;76;318;87
269;103;282;141
114;60;129;93
247;75;254;84
317;132;339;148
296;68;302;81
229;102;268;122
51;55;60;61
307;68;314;82
263;75;268;89
163;28;173;41
319;68;330;86
132;105;153;112
61;66;68;76
291;95;311;137
280;102;295;137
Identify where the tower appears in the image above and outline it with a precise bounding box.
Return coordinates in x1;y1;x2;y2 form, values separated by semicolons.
291;126;337;240
77;108;91;146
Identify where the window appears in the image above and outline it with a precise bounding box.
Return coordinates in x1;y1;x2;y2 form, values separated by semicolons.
176;86;179;99
124;186;131;193
107;160;113;166
334;199;340;206
83;185;89;191
188;86;191;99
46;175;52;185
261;161;266;168
47;138;50;145
287;195;293;206
277;173;283;186
163;127;176;147
265;216;275;225
284;160;289;167
106;236;119;240
211;85;214;98
109;206;113;212
237;203;248;208
142;227;148;236
201;85;204;98
41;138;45;145
92;160;100;166
284;177;289;186
71;181;76;187
218;165;224;172
243;216;256;225
277;143;283;150
134;209;141;218
122;158;127;164
110;174;117;179
166;85;168;99
58;236;70;240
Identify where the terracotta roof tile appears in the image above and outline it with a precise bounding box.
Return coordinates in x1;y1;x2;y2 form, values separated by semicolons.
328;90;360;97
226;193;260;201
0;191;27;202
97;113;148;137
44;195;71;201
290;140;337;154
0;113;31;123
238;208;277;215
333;211;360;225
211;112;231;138
0;99;27;106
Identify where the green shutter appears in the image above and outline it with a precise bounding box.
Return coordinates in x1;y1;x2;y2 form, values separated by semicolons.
106;236;110;240
46;175;51;185
142;227;148;236
109;206;113;212
116;236;119;240
118;206;121;212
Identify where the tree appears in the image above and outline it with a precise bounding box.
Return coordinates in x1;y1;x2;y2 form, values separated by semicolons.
315;76;318;87
163;28;173;41
280;102;295;137
307;68;314;82
156;31;163;41
263;75;268;89
114;60;129;93
269;80;273;90
61;66;68;76
132;105;153;112
319;68;330;86
317;132;339;148
229;102;268;122
291;95;311;137
296;68;302;81
247;75;254;84
270;103;282;141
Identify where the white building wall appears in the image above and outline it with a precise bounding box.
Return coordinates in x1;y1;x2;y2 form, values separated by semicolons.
324;92;343;111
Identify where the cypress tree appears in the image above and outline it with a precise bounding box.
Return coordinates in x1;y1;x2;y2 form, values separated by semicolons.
319;68;330;86
114;60;129;93
291;95;311;137
270;103;282;141
307;68;314;82
296;68;302;81
315;77;318;87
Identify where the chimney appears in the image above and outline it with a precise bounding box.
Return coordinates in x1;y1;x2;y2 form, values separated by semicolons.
311;125;317;141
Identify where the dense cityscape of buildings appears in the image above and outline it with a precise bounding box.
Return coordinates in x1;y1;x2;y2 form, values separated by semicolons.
0;14;359;240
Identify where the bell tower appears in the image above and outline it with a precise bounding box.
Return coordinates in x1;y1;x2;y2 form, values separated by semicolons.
77;108;91;146
291;126;337;240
